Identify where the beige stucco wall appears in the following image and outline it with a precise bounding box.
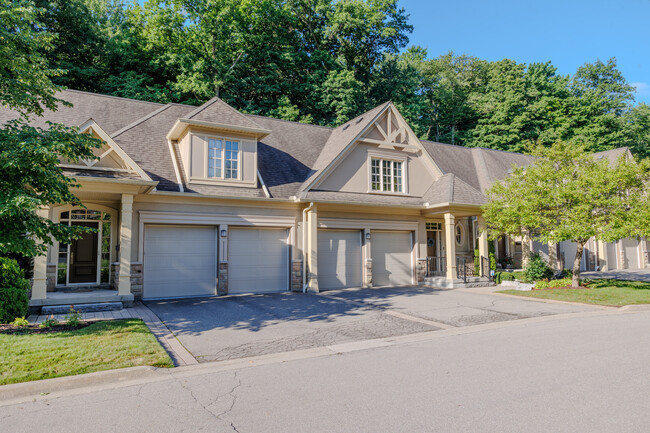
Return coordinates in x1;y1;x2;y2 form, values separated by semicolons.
317;143;435;197
179;127;257;187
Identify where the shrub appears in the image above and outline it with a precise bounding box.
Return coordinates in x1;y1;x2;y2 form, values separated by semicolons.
489;252;497;271
0;257;31;323
0;257;30;292
39;315;59;328
524;253;554;282
0;287;30;323
65;306;82;326
11;317;29;328
535;278;572;289
495;271;530;284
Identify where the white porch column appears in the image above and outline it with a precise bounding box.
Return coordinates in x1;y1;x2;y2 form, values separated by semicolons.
118;194;133;296
307;206;319;293
477;216;489;276
444;213;456;280
31;208;50;300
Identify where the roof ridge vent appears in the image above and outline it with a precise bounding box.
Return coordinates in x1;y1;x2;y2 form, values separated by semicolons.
355;117;364;124
342;124;350;130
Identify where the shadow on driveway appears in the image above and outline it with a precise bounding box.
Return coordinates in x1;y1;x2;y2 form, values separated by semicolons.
145;292;438;362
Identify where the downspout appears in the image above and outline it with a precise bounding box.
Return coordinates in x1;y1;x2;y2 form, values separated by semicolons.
302;202;314;293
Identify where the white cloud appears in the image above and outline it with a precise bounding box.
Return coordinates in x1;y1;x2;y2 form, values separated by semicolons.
631;82;650;97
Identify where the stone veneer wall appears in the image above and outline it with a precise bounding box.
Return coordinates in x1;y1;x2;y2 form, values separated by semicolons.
46;264;57;292
111;262;120;290
217;262;228;295
130;263;143;298
416;259;426;283
365;258;373;287
111;262;144;299
291;260;303;292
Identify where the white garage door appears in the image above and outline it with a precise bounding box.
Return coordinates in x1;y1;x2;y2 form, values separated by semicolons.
143;225;217;299
371;231;413;286
318;230;362;290
229;227;289;294
622;238;640;269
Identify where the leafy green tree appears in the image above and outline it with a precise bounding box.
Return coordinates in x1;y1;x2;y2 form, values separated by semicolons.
418;52;487;145
33;0;109;92
565;58;636;153
483;142;650;286
0;0;101;258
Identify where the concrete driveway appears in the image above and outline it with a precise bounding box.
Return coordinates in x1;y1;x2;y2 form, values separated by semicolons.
146;287;600;363
582;268;650;282
321;286;598;327
145;293;437;362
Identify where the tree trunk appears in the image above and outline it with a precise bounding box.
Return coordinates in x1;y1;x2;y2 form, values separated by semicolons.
572;242;585;288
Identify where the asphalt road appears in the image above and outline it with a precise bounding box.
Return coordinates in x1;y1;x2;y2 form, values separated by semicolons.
2;309;649;433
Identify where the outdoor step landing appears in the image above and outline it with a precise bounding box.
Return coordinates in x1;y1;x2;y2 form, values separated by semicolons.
42;302;123;315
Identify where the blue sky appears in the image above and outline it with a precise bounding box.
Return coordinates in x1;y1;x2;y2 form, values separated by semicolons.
399;0;650;103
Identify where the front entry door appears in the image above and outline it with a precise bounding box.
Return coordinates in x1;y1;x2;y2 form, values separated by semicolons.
69;221;99;284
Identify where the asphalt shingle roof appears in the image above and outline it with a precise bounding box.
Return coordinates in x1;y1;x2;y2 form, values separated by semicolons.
0;89;632;207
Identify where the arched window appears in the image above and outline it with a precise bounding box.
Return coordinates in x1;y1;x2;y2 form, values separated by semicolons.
455;223;464;246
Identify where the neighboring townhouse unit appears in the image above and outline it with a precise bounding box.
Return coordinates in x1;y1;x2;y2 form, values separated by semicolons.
1;90;645;309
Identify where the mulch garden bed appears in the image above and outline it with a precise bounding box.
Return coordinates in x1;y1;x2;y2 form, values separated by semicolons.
0;322;91;335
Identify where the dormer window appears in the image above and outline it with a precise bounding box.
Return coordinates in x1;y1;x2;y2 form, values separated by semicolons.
370;157;404;193
208;138;239;179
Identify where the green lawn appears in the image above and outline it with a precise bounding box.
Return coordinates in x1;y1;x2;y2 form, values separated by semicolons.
499;279;650;306
0;319;173;385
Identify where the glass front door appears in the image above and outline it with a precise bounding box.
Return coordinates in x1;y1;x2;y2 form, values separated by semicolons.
69;221;99;284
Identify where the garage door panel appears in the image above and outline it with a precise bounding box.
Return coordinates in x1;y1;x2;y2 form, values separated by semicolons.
144;226;217;299
371;231;413;287
622;238;640;269
229;228;289;294
318;230;362;290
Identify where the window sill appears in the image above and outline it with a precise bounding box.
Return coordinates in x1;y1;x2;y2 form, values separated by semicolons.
367;190;410;197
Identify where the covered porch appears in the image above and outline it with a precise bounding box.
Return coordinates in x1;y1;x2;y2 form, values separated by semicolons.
420;205;492;288
30;176;155;310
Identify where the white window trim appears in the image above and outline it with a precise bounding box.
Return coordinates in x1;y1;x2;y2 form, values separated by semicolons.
367;153;408;195
455;222;465;247
191;134;242;181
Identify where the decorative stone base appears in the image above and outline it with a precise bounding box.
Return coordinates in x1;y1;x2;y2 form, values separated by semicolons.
130;263;143;299
422;276;493;289
46;264;57;292
416;259;426;283
365;259;373;287
291;260;303;292
111;262;120;290
217;262;228;295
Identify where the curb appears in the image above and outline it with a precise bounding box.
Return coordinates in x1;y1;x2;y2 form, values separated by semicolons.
0;366;162;401
2;307;647;405
459;287;618;310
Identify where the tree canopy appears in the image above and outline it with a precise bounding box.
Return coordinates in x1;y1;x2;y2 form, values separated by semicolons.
482;142;650;286
0;0;101;258
18;0;645;158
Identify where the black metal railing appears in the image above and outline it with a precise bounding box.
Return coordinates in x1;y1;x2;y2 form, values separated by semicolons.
456;256;467;282
481;256;492;281
426;256;446;277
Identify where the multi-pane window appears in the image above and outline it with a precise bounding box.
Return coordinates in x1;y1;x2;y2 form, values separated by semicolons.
371;158;403;193
208;139;222;178
207;138;239;179
225;140;239;179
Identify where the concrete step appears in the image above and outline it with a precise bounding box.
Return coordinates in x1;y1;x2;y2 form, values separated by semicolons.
41;302;124;315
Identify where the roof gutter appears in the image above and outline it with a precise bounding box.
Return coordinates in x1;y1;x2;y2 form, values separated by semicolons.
167;138;185;192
